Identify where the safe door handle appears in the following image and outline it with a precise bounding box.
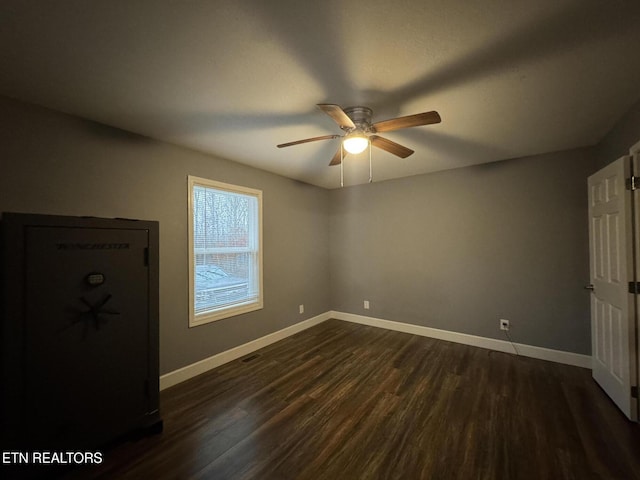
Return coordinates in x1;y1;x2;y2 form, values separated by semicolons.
584;284;595;291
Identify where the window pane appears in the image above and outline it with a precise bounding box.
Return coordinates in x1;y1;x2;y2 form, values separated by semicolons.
193;186;253;250
194;252;258;314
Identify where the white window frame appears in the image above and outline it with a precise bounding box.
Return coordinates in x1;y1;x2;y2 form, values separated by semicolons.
188;176;263;327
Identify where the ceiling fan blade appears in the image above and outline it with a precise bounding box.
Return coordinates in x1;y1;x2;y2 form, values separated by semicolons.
329;147;347;166
373;111;441;133
277;134;339;148
370;135;414;158
317;104;356;130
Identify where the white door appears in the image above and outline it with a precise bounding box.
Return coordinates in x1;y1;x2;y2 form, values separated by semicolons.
588;155;637;420
632;147;640;411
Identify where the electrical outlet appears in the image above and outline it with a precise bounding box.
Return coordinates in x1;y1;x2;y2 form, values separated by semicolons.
299;304;304;314
500;319;510;331
364;300;370;310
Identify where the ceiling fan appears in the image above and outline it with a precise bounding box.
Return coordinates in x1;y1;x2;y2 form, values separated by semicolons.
277;104;441;166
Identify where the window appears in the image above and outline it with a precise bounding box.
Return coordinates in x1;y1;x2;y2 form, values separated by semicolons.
188;176;263;326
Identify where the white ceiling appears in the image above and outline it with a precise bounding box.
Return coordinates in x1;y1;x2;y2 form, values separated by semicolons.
1;1;640;188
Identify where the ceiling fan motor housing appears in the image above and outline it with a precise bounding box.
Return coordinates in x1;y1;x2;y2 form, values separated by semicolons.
343;106;374;133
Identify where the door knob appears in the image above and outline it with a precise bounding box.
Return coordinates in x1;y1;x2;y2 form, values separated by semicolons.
584;284;595;291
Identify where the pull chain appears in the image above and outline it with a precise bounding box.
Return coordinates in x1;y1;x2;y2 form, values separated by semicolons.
340;143;344;188
369;142;373;183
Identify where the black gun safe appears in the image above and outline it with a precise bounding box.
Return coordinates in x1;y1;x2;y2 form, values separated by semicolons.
1;213;161;451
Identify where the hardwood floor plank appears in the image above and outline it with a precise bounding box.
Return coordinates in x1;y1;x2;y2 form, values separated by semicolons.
64;319;640;480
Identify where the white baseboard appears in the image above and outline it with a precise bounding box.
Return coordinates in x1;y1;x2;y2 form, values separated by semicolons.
159;311;332;390
161;310;591;390
330;311;592;369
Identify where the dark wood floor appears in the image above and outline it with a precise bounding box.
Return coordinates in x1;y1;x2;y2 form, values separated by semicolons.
67;319;640;480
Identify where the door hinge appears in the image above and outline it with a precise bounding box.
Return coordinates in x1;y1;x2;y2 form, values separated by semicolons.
629;282;640;294
632;386;638;399
626;176;638;190
144;247;149;266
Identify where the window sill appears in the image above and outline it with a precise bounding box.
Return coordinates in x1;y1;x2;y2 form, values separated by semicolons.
189;300;264;327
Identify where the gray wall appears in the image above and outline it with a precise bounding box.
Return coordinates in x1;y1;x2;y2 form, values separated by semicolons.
329;149;596;354
0;96;331;374
596;97;640;171
4;92;634;365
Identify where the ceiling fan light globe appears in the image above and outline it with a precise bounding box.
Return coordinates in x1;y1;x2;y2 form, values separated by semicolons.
343;136;369;154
